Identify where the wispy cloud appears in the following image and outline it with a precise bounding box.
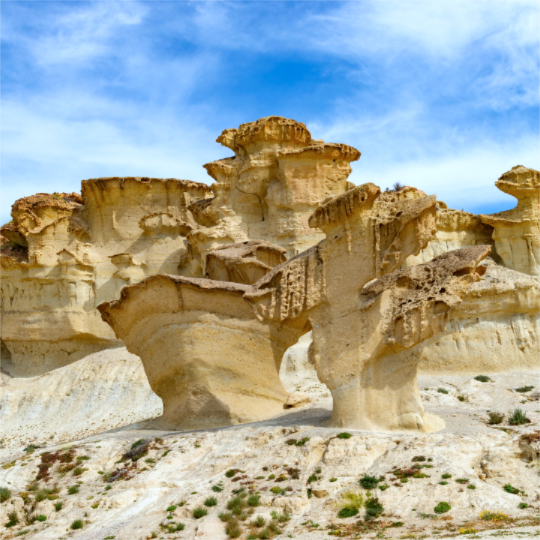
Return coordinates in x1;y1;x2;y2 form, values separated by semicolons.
1;1;538;224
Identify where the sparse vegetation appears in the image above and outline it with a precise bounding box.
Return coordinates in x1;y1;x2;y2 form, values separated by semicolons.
166;505;177;512
337;507;358;518
503;483;520;494
437;388;449;394
247;494;260;507
434;502;451;514
193;507;208;519
204;496;218;507
73;466;84;476
225;469;238;478
337;432;352;439
441;473;452;479
480;510;511;522
518;502;528;509
0;487;11;503
488;412;505;424
252;516;266;527
455;478;469;484
439;481;448;485
67;485;79;495
337;491;363;519
5;511;19;528
508;408;529;425
36;515;46;522
71;519;84;530
467;484;476;489
213;485;224;492
364;496;383;519
475;375;491;382
55;501;63;511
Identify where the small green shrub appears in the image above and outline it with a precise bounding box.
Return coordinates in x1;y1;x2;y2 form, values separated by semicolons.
71;519;84;530
455;478;469;484
359;475;380;489
67;485;79;495
270;487;284;495
475;375;491;382
307;474;318;484
400;478;408;483
337;507;358;518
378;484;389;491
437;388;449;394
175;523;185;531
0;487;11;503
518;503;529;509
364;497;383;519
73;467;84;476
36;515;46;522
253;515;266;527
131;439;145;449
434;502;451;514
105;484;112;491
330;477;337;482
5;511;19;528
166;505;177;512
392;521;404;527
504;483;520;494
286;437;310;446
225;469;238;478
257;529;270;539
412;456;426;462
193;507;208;519
212;485;223;492
488;412;505;425
516;386;534;393
441;473;452;479
226;525;241;538
77;455;90;461
467;484;476;490
55;501;63;511
204;496;218;507
247;494;260;507
439;481;448;485
508;408;529;425
337;432;352;439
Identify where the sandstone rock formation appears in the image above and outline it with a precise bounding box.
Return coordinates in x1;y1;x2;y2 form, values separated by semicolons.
1;178;212;377
180;116;360;276
98;271;310;430
480;165;539;276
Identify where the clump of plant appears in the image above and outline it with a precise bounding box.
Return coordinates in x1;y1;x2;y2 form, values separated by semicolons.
71;519;84;530
467;484;476;490
337;432;352;439
337;491;363;518
330;478;337;482
441;473;452;479
439;481;448;485
412;456;426;462
204;496;218;507
508;408;529;425
479;510;511;522
455;478;469;484
474;375;491;383
437;388;449;394
434;502;451;514
167;505;177;512
518;502;528;509
487;412;504;425
270;486;285;495
359;475;380;489
247;494;260;507
503;483;520;494
226;492;248;517
193;507;208;519
285;437;310;447
5;511;19;528
213;485;223;492
55;501;63;511
225;469;238;478
67;485;79;495
364;496;383;520
516;386;534;393
0;487;11;503
122;439;151;461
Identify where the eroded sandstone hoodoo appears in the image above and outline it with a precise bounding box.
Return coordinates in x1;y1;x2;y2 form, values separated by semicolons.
479;165;540;276
1;179;212;377
246;184;490;431
98;273;309;430
180;116;360;276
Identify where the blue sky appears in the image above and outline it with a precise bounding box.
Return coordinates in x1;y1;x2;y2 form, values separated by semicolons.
1;1;539;224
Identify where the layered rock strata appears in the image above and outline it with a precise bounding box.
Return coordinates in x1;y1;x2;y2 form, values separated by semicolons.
180;116;360;276
98;274;309;430
1;178;212;377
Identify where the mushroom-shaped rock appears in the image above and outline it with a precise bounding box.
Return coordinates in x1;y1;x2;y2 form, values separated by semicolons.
98;275;309;430
205;240;287;284
480;166;540;276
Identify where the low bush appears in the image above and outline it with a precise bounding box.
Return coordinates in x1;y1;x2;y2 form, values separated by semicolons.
487;412;504;425
252;515;266;527
364;497;383;519
71;519;84;530
0;487;11;503
55;501;63;511
247;494;260;507
330;478;337;482
36;515;46;522
337;432;352;439
193;507;208;519
73;467;84;476
67;485;79;495
474;375;491;382
212;485;223;492
467;484;476;490
337;491;363;519
5;511;19;528
455;478;469;484
441;473;452;479
437;388;449;394
166;505;177;512
518;502;528;509
337;507;358;518
516;386;534;393
225;469;238;478
480;510;511;522
359;475;380;489
508;408;529;425
503;483;520;494
434;502;451;514
204;496;217;507
439;481;448;485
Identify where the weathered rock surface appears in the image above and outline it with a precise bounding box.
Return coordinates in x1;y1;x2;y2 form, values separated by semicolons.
180;116;360;276
0;369;538;540
480;165;540;276
0;178;212;377
98;273;309;430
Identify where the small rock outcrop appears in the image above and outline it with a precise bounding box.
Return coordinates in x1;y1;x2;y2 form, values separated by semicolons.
1;178;212;377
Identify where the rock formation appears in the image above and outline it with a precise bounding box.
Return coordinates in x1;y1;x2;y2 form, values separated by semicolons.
479;165;539;276
98;271;309;430
180;116;360;276
1;178;212;377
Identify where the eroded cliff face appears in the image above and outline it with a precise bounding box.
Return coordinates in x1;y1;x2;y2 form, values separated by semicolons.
0;178;212;377
180;116;360;276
